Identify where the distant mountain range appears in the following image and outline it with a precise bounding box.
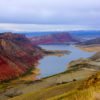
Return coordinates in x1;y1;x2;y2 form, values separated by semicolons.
78;37;100;45
0;32;43;82
29;32;81;45
17;31;100;39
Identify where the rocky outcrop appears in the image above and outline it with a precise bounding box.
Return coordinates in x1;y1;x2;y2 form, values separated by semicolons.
0;32;43;82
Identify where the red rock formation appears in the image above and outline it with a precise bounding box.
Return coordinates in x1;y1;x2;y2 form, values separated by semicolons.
30;32;81;45
0;32;43;82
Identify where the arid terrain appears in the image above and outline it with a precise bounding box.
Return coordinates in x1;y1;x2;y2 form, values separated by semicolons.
0;32;100;100
0;0;100;99
1;51;100;100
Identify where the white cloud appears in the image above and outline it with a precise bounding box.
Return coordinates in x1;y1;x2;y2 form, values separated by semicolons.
0;23;100;32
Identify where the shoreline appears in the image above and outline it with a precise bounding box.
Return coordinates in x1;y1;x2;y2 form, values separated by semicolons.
0;49;71;84
75;44;100;52
43;49;71;56
0;45;95;84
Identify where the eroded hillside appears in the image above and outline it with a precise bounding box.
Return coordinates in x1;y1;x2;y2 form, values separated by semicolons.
0;32;43;82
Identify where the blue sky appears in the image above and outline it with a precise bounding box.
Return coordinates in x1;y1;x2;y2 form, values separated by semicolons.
0;0;100;32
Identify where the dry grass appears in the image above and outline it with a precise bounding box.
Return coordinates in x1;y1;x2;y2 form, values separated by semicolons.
49;87;95;100
8;80;82;100
8;70;99;100
76;45;100;52
8;69;100;100
49;86;100;100
49;71;100;100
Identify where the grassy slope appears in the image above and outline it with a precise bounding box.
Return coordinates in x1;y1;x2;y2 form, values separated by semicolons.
49;71;100;100
49;87;95;100
8;80;82;100
9;71;100;100
8;62;98;100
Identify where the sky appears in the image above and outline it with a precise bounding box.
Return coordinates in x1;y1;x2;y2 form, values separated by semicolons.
0;0;100;32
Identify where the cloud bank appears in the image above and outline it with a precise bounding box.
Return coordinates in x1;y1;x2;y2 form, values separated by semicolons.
0;23;100;32
0;0;100;26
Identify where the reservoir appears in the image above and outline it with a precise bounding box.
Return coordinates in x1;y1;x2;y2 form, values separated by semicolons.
37;45;95;78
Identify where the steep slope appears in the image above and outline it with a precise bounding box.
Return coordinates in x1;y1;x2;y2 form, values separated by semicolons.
0;32;43;82
8;80;82;100
49;71;100;100
30;32;81;45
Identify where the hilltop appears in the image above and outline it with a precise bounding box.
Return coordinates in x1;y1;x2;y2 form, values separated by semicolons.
30;32;81;45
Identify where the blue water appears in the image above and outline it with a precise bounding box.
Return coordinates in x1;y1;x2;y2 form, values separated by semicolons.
37;45;95;78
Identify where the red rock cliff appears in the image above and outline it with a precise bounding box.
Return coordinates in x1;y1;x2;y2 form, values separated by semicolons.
0;32;43;82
